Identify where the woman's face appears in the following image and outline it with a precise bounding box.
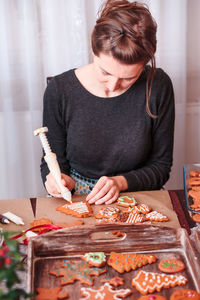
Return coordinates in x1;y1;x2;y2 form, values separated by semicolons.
93;53;144;94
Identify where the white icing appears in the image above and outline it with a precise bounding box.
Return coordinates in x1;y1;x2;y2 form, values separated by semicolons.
132;270;187;293
62;202;89;214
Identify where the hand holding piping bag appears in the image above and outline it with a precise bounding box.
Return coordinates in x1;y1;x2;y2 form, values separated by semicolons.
34;127;72;203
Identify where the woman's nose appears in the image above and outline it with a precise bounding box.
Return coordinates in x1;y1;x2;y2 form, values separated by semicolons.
107;77;121;92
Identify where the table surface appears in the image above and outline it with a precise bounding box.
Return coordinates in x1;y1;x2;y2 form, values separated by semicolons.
26;189;195;235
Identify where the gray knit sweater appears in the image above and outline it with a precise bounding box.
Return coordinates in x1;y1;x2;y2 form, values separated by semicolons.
41;66;175;191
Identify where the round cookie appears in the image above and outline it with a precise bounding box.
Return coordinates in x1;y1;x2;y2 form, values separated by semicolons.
138;295;167;300
81;252;106;267
158;258;185;273
170;289;200;300
192;213;200;223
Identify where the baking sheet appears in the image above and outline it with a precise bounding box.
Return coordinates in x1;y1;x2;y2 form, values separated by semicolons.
27;224;200;299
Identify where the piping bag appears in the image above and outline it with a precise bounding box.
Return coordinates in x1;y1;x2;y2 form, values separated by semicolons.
34;127;72;203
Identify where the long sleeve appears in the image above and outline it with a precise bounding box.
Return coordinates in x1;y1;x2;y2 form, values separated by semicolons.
123;70;175;191
40;77;70;185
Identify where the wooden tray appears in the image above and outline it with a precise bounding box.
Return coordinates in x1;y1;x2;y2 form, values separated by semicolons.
27;224;200;299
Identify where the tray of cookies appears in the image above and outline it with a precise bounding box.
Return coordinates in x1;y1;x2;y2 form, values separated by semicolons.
27;223;200;299
183;164;200;224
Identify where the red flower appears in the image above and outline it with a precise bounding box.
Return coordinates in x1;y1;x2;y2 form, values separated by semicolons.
4;258;12;265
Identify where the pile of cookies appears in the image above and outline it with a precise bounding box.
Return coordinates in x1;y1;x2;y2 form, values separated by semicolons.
95;196;169;224
35;250;200;299
187;169;200;223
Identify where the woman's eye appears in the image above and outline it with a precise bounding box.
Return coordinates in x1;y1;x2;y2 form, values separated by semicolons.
124;78;133;82
102;70;109;75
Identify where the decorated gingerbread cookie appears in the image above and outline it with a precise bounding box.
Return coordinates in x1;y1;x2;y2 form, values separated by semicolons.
95;206;120;219
80;282;132;299
192;213;200;223
54;219;84;228
117;196;137;207
36;286;69;299
30;218;53;232
138;295;167;300
101;275;124;287
107;252;157;273
81;252;106;267
127;204;152;214
145;211;169;222
132;270;187;295
50;259;106;286
158;258;185;273
56;201;93;218
125;212;145;224
170;289;200;300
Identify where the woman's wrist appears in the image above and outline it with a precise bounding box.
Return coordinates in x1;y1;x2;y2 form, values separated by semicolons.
112;175;128;192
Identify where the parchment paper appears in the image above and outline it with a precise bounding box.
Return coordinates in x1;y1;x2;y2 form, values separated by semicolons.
35;190;180;229
0;198;34;232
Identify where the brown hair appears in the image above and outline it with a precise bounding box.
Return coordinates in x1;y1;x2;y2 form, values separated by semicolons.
91;0;157;118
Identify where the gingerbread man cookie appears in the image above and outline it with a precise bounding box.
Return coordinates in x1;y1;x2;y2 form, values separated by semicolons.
80;282;132;299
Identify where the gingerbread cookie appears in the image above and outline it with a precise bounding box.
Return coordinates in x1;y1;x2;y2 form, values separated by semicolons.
30;218;52;232
188;190;200;210
190;170;200;177
132;270;187;295
36;287;68;299
50;259;106;286
117;196;137;207
170;289;200;300
112;231;125;237
158;258;185;273
81;282;132;299
138;295;167;300
127;204;152;214
95;206;120;219
107;252;157;273
192;213;200;223
145;211;169;222
56;201;93;218
101;275;124;287
54;219;84;228
81;252;106;267
125;212;145;224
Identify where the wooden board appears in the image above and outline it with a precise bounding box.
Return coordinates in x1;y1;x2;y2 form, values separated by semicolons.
27;224;200;299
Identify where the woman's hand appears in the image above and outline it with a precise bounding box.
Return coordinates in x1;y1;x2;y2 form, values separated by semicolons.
86;175;128;205
45;172;75;198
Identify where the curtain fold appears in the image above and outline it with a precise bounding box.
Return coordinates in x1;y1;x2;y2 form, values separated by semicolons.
0;0;189;199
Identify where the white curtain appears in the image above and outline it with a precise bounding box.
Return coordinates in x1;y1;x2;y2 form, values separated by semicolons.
0;0;189;199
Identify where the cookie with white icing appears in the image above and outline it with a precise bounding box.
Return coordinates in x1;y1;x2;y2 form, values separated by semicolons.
56;201;93;218
132;270;187;295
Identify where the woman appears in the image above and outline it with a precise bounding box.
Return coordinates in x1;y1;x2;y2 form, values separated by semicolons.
40;0;175;205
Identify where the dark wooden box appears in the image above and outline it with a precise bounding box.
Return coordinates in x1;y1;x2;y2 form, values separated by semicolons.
27;224;200;299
